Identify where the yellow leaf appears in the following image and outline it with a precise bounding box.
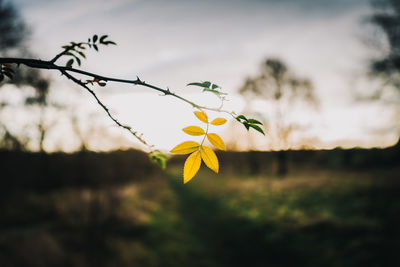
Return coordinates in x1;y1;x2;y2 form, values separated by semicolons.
207;133;226;151
194;111;208;123
182;126;205;136
200;146;219;173
184;151;201;183
210;118;227;126
170;141;200;154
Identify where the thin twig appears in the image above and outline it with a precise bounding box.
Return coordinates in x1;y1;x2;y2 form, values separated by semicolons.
1;57;236;146
0;58;233;113
50;42;88;63
60;69;152;147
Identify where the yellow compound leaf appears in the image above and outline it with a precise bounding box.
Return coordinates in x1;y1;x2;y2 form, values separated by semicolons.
200;146;219;173
182;126;205;136
207;133;226;151
210;118;227;126
184;151;201;183
170;141;200;154
194;111;208;123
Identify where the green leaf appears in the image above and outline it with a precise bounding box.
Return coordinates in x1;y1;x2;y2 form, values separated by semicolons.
211;83;220;90
249;124;265;135
236;115;247;122
187;82;208;87
93;34;98;43
187;81;221;90
243;122;250;130
65;52;81;66
66;59;74;67
157;157;166;169
78;51;86;58
247;119;263;125
104;41;116;45
93;44;98;51
155;152;168;159
75;56;81;66
150;155;166;169
149;150;169;169
100;35;108;43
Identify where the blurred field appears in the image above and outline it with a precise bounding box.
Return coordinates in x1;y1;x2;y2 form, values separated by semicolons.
0;148;399;267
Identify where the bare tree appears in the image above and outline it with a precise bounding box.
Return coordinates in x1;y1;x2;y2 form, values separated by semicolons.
0;0;27;53
0;0;29;150
0;0;62;152
0;1;263;175
367;0;400;145
239;58;317;176
369;0;400;90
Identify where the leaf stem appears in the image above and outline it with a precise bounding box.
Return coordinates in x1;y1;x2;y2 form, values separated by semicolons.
0;57;238;148
200;122;209;147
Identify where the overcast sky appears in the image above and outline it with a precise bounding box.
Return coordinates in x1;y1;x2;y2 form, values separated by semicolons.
7;0;399;151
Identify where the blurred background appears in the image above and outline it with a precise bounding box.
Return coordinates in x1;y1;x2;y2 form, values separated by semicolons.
0;0;399;266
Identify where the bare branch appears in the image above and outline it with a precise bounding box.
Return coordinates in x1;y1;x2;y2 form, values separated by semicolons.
0;57;236;147
59;69;151;147
50;42;87;63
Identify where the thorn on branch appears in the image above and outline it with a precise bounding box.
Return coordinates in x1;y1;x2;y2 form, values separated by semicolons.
163;87;171;96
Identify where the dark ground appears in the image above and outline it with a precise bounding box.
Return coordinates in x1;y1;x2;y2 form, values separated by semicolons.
0;145;399;267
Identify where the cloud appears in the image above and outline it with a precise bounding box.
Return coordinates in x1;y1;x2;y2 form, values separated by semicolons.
10;0;391;150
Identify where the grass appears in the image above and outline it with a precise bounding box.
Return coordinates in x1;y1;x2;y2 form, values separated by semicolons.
145;167;400;267
0;166;399;267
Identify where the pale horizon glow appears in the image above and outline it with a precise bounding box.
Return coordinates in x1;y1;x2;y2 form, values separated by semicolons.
3;0;398;151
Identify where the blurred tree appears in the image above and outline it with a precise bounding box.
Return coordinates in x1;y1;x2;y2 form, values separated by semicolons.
367;0;400;145
0;0;28;150
0;0;57;152
0;0;27;53
0;1;263;175
12;67;56;152
239;58;317;176
370;0;400;89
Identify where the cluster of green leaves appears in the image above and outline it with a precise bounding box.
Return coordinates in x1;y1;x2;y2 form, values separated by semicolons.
62;34;116;68
236;115;265;135
149;150;169;169
170;111;227;183
187;81;227;98
0;63;14;82
1;34;266;184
